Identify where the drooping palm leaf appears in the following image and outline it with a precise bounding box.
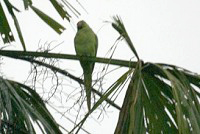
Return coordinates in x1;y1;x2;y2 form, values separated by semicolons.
114;62;200;134
114;61;146;134
3;0;27;51
0;77;62;134
30;5;65;34
0;2;14;44
70;68;134;133
50;0;71;21
61;0;81;17
0;0;78;50
22;0;32;10
112;16;200;134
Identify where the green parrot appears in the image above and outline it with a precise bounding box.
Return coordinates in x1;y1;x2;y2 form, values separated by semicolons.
74;20;98;110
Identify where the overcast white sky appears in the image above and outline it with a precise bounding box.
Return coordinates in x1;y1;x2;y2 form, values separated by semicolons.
2;0;200;133
7;0;200;71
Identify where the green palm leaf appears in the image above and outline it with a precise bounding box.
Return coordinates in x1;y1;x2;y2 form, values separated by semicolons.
0;2;14;44
30;5;65;34
0;77;62;134
1;0;26;51
50;0;70;21
111;15;200;134
112;16;139;60
0;0;77;50
115;63;200;134
70;68;134;133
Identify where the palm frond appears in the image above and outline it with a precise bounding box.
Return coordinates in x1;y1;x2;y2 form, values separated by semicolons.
30;5;65;34
0;77;62;134
1;0;26;51
70;68;134;133
115;62;200;134
112;16;139;60
22;0;32;10
0;2;15;44
0;0;78;50
50;0;71;21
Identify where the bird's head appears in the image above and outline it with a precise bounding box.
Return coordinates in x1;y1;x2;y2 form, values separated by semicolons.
77;20;88;30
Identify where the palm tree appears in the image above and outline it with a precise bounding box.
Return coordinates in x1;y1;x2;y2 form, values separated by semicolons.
0;1;200;133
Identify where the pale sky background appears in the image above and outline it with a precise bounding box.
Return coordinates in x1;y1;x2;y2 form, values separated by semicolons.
1;0;200;133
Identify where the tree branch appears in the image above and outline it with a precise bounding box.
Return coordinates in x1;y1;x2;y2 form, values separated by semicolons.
0;50;137;68
1;54;121;110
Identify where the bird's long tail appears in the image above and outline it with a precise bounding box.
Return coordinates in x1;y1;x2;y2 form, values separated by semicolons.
84;72;92;110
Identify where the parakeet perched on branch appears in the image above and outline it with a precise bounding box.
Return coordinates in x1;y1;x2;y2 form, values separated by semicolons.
74;20;98;110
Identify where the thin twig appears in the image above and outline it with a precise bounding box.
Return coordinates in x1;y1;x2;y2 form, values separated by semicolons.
2;55;121;110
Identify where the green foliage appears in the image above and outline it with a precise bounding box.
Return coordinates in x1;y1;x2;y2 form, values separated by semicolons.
0;0;74;50
112;16;139;60
50;0;71;20
112;16;200;134
0;3;14;44
30;5;65;34
115;62;200;134
0;77;62;134
0;1;200;133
